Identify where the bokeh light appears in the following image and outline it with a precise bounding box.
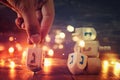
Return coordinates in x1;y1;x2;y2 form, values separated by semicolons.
59;32;65;39
67;25;74;32
58;44;64;49
44;58;52;67
0;59;5;67
114;62;120;77
72;36;79;42
21;50;27;64
9;61;16;80
55;30;65;44
42;46;49;51
48;49;54;57
9;61;15;69
45;35;51;42
102;60;109;73
0;45;5;51
78;40;85;47
9;36;14;42
15;43;22;51
8;47;15;54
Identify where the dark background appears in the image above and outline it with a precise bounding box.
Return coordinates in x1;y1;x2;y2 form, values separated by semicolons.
0;0;120;53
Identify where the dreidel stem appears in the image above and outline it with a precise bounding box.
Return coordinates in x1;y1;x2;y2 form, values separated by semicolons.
33;43;43;48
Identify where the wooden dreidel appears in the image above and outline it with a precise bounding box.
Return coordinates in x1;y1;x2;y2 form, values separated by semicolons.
72;27;97;41
26;44;44;72
26;34;44;72
86;58;101;74
81;41;99;57
67;52;88;74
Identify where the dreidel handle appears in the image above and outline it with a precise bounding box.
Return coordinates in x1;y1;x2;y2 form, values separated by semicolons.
33;43;41;48
30;34;41;45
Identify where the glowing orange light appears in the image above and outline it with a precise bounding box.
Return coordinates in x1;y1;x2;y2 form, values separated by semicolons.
48;49;54;56
8;47;14;54
9;61;15;69
114;62;120;77
59;44;64;49
9;61;16;79
42;46;49;51
44;58;52;67
103;60;109;67
0;59;5;67
102;60;109;73
21;50;27;64
43;58;52;73
9;36;14;41
111;61;116;65
45;35;51;42
115;62;120;69
15;43;22;51
0;45;5;51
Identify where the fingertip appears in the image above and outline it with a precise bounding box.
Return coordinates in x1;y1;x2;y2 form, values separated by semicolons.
27;38;33;45
15;17;25;29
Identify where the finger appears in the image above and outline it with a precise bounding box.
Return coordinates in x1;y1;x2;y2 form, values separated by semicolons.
35;0;47;10
36;0;55;44
35;1;48;44
10;0;41;43
27;38;33;45
15;17;25;29
18;1;40;34
35;0;48;23
0;0;12;7
1;0;41;44
0;0;19;13
40;38;45;45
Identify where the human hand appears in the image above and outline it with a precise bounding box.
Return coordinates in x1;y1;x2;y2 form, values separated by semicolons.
0;0;54;45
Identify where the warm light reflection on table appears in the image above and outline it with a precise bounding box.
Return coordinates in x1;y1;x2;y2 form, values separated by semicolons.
101;59;120;79
9;61;16;80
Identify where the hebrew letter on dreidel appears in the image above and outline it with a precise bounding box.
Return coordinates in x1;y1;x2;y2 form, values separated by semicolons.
26;46;43;72
67;52;88;74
